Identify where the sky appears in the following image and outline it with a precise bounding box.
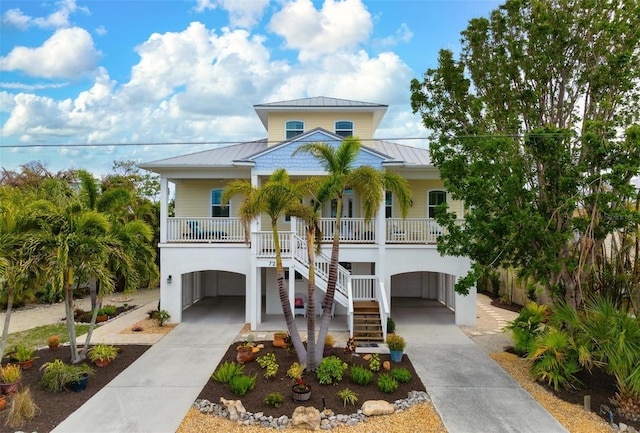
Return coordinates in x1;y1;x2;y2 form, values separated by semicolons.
1;0;502;176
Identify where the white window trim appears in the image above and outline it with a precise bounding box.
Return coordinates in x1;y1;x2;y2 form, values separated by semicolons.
211;188;230;218
335;120;354;137
426;189;448;219
285;120;305;140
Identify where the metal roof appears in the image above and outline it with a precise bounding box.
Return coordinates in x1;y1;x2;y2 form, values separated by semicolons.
366;140;432;166
139;139;268;169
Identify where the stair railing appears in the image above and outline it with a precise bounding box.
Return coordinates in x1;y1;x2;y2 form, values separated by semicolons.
378;280;390;342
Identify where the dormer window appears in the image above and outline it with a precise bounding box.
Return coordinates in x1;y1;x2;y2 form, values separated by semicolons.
335;121;353;137
285;121;304;139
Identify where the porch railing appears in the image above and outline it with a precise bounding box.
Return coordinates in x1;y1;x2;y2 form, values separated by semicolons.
385;218;449;243
255;231;293;259
167;217;245;242
296;218;376;243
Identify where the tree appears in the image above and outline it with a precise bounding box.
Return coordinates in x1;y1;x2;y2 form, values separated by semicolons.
294;137;411;362
410;0;640;308
223;169;318;366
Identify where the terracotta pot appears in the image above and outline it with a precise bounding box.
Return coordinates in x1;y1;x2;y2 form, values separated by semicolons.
18;358;34;370
323;346;333;357
96;314;108;323
0;394;6;410
236;346;255;364
94;358;111;368
292;385;311;402
273;334;287;348
0;380;21;395
49;343;60;352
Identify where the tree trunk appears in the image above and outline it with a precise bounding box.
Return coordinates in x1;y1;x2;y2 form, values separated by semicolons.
81;298;102;358
273;226;305;365
64;270;84;364
305;225;318;370
0;287;14;359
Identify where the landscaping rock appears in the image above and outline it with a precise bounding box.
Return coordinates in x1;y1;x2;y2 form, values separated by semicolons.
220;397;246;421
292;406;321;430
362;400;395;416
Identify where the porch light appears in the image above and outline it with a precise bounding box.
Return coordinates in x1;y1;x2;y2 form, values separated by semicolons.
167;275;172;284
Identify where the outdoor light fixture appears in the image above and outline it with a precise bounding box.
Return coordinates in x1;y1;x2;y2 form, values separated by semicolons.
167;275;172;284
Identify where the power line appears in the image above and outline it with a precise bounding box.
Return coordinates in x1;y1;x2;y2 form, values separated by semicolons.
0;132;576;149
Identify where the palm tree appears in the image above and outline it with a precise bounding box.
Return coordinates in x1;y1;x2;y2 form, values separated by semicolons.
294;136;412;361
223;169;318;365
23;196;115;364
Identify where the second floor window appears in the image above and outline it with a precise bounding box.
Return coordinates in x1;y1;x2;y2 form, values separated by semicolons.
211;189;230;217
428;190;447;219
335;121;353;137
385;191;393;218
286;121;304;139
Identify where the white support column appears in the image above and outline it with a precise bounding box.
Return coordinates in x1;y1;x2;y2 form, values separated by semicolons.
376;193;388;304
454;277;477;327
159;176;168;243
250;173;260;330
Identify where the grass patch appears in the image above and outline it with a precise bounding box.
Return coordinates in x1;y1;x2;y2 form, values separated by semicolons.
5;324;91;350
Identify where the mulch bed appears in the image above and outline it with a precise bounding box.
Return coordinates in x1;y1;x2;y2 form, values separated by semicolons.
1;345;150;432
198;342;426;417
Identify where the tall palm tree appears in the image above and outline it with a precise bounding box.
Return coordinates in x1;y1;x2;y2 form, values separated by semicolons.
223;169;318;365
294;137;412;361
23;197;115;364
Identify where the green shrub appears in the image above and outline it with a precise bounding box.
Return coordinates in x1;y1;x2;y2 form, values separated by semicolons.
39;360;94;393
386;334;406;351
528;327;581;391
287;362;304;380
369;353;381;372
101;305;117;316
350;365;373;386
211;361;244;383
263;392;284;408
391;367;412;384
387;316;396;334
337;388;359;406
256;352;279;379
504;302;549;356
154;310;171;326
316;355;348;385
377;373;399;393
229;373;257;396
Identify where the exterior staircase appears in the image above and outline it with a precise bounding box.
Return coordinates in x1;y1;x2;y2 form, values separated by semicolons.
352;300;384;344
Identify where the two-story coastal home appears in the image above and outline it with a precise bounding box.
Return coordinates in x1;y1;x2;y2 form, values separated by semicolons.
140;97;476;342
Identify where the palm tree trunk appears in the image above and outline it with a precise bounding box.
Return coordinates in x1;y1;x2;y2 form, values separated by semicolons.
273;227;306;365
0;286;15;359
64;270;83;364
305;225;318;370
316;196;342;361
81;297;102;358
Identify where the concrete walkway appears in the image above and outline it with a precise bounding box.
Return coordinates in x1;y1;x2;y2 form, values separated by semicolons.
8;293;567;433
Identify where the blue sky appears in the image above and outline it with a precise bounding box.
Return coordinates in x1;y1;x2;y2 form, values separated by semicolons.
1;0;501;176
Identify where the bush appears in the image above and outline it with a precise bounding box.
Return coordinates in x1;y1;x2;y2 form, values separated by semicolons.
287;362;304;380
377;373;399;393
350;365;373;386
386;334;406;351
387;316;396;334
316;355;348;385
263;392;284;408
154;310;171;326
88;344;118;362
39;360;94;393
229;373;257;396
4;387;39;428
369;353;381;372
528;327;581;391
504;302;549;356
256;352;279;379
337;388;359;406
391;367;412;384
211;361;244;383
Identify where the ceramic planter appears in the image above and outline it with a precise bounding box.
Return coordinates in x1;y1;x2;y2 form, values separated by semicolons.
18;358;35;370
0;394;6;410
272;334;288;348
69;373;89;392
94;358;111;368
389;349;403;362
292;385;311;402
236;346;255;364
0;380;21;395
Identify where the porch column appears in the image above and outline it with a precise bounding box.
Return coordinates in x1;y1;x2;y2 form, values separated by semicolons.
159;175;169;243
455;275;477;327
376;191;388;304
250;173;260;329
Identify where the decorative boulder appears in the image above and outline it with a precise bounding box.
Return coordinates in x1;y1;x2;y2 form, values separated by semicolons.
292;406;321;431
361;400;395;416
383;360;391;370
220;397;246;421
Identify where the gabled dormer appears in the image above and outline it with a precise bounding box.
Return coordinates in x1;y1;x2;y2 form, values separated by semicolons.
254;96;388;146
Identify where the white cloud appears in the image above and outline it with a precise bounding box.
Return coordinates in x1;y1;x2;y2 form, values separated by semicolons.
1;0;88;30
268;0;372;61
375;23;413;48
95;25;107;36
0;82;68;91
0;27;101;79
0;91;17;113
193;0;269;28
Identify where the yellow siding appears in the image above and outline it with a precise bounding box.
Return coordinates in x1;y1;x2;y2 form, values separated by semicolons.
399;180;463;219
174;180;240;217
267;112;375;145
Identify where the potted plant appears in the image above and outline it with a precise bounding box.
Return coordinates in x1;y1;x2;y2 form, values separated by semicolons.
323;334;335;357
0;393;5;410
0;364;22;395
48;335;60;351
287;362;311;402
236;341;256;364
273;331;288;348
40;359;94;392
95;307;109;322
386;334;406;362
12;345;38;369
88;343;118;367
